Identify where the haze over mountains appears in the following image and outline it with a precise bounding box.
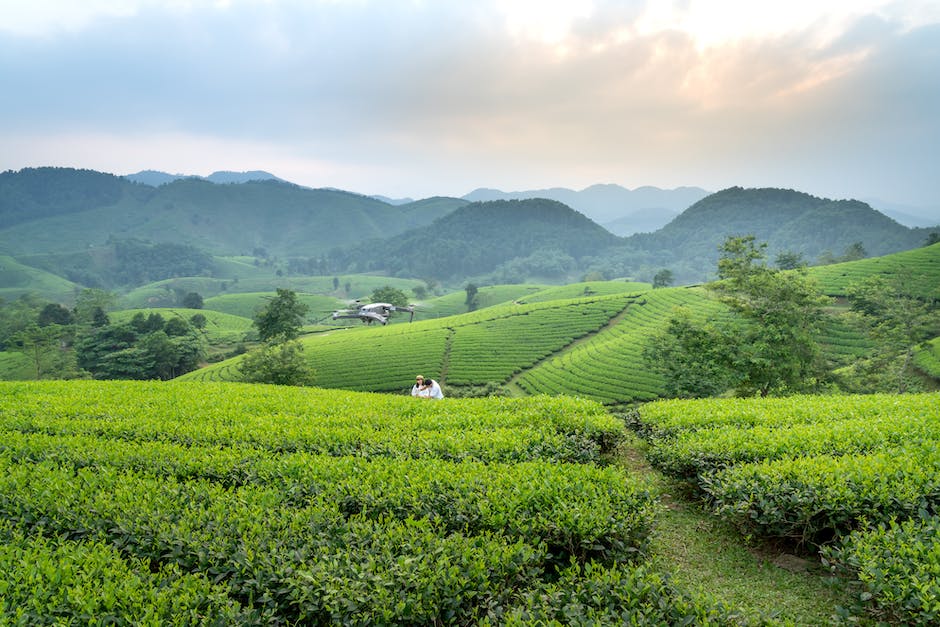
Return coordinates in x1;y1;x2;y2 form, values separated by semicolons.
0;167;937;301
124;169;940;233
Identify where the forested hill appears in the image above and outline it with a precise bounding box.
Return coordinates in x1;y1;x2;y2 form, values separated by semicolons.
0;167;465;258
624;187;932;277
338;198;623;280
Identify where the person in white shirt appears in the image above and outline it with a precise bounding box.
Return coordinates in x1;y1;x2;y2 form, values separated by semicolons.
411;375;444;399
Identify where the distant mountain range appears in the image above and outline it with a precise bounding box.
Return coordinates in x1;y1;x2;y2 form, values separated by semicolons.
461;184;710;236
1;167;937;299
124;169;286;186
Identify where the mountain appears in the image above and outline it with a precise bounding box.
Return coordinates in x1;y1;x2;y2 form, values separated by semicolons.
462;184;709;235
124;169;285;186
1;168;933;294
0;168;465;260
340;198;622;281
623;187;932;279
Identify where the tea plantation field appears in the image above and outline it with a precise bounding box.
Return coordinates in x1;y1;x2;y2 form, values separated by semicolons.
0;380;746;625
636;391;940;624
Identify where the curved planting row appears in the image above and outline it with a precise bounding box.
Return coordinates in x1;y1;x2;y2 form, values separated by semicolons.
808;242;940;298
645;398;940;480
636;392;937;439
636;392;940;623
518;287;722;404
0;381;626;464
0;380;741;624
445;297;627;385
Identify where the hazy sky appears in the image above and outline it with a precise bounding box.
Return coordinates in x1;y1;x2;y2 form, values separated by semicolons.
1;1;939;207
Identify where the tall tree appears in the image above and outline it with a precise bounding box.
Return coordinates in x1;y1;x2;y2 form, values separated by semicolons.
464;283;479;311
369;286;410;308
709;236;830;396
652;269;674;288
254;288;309;343
645;236;830;398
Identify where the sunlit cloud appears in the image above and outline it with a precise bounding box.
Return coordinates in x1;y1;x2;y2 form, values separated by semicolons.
0;0;937;206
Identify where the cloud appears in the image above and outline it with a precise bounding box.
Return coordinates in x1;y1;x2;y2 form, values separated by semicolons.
0;1;938;203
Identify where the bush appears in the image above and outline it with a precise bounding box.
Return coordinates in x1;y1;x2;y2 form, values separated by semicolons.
237;340;316;386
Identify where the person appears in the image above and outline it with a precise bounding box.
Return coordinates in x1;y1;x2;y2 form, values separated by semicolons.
411;374;444;399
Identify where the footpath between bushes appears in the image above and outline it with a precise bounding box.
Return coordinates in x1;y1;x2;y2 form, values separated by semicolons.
616;440;852;625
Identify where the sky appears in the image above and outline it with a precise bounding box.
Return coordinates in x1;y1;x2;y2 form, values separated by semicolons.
1;0;939;209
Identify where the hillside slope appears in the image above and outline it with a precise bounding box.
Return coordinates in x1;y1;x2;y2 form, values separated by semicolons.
624;187;932;279
339;198;623;280
0;167;465;258
177;244;940;402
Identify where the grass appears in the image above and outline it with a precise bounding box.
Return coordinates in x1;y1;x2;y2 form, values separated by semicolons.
617;437;854;625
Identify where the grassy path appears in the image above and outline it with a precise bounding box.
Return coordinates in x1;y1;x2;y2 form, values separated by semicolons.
617;439;853;625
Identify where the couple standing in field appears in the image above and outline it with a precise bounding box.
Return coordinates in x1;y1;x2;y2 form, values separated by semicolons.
411;374;444;399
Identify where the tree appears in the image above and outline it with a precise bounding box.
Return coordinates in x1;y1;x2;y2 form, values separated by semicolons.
254;288;309;343
333;276;340;291
643;310;735;398
181;291;204;309
652;269;674;288
925;232;940;247
774;251;806;270
12;324;68;379
73;289;116;325
709;236;830;396
645;236;830;398
847;272;938;393
840;241;867;262
237;340;316;386
465;283;480;311
38;303;74;327
412;285;428;301
369;286;410;308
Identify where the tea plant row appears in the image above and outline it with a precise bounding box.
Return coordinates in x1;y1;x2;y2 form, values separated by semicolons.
0;380;739;623
636;392;940;623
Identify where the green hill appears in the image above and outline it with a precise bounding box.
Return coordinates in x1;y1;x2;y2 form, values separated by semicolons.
0;167;466;259
807;241;940;298
624;187;932;281
108;308;254;346
178;242;940;402
0;254;78;302
337;198;623;281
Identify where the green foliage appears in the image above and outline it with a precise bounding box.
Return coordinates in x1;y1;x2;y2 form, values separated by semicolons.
180;291;203;309
344;198;621;281
808;242;940;299
0;255;78;303
0;380;698;624
253;288;308;342
109;238;213;286
709;236;830;396
0;521;253;624
369;285;410;308
236;340;316;386
774;250;806;269
517;288;716;403
75;320;205;380
914;337;940;379
821;516;940;625
846;272;939;392
11;323;80;379
643;309;735;398
652;268;674;288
